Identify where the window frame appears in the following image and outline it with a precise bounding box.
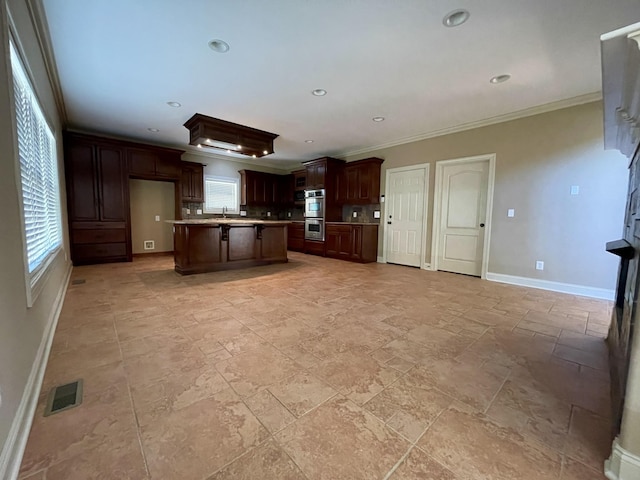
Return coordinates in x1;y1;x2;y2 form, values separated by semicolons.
8;33;64;308
203;175;240;214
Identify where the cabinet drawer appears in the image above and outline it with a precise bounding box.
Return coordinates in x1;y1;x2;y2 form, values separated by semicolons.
326;224;351;233
74;242;127;259
73;228;126;244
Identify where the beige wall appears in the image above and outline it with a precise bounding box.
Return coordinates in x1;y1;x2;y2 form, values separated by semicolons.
182;151;288;180
0;0;71;474
129;179;175;254
348;102;628;291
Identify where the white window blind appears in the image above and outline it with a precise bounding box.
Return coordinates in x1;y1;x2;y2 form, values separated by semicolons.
204;176;239;213
10;41;62;276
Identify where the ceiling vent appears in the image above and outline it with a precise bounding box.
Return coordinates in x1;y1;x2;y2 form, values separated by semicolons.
183;114;278;158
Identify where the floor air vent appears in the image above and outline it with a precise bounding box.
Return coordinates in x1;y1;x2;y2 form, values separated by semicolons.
71;279;86;285
44;379;83;416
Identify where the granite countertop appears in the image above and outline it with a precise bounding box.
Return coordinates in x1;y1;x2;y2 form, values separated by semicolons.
325;221;380;226
168;219;292;225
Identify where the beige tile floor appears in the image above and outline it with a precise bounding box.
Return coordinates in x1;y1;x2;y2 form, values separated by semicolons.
19;252;613;479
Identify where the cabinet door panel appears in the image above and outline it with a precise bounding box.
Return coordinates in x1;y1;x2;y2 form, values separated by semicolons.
67;142;100;221
127;148;157;176
98;146;127;222
351;226;363;260
191;166;204;203
156;156;180;178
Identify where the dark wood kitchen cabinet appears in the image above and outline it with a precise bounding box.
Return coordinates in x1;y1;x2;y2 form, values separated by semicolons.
303;157;345;190
325;223;378;263
65;133;131;265
181;161;204;202
336;157;383;204
239;169;287;207
287;222;305;252
128;146;182;180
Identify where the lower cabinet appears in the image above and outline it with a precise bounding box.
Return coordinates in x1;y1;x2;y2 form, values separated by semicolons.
70;222;129;265
325;223;378;263
287;222;305;252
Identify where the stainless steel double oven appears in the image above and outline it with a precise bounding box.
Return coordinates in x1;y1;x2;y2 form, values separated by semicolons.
304;189;325;241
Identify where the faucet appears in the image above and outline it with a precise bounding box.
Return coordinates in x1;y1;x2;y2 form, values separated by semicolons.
222;206;227;219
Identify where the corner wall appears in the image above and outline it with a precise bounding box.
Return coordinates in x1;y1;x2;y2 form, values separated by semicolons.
348;101;628;292
0;0;71;477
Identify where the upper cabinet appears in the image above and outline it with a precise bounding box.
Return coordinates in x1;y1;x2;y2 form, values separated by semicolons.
181;161;204;203
128;146;182;180
336;157;383;204
303;157;345;190
601;23;640;158
65;134;128;224
239;169;288;207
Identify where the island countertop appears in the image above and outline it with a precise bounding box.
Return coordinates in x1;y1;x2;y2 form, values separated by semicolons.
168;219;292;225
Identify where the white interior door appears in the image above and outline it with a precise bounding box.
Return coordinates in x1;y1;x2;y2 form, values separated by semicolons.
386;167;426;267
437;160;488;276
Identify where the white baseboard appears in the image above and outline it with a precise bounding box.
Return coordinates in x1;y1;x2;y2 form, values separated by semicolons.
0;263;72;480
605;437;640;480
377;256;385;263
485;272;615;300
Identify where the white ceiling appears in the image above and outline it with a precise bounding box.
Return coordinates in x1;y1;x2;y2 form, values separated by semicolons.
41;0;640;169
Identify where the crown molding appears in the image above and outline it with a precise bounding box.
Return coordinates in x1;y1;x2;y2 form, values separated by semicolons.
340;92;603;159
26;0;67;125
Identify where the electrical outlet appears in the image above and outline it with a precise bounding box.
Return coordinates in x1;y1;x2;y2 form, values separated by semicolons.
144;240;155;250
536;261;544;270
155;215;160;222
196;209;202;215
287;212;292;218
267;212;271;217
186;208;190;215
352;211;358;218
570;185;580;195
240;210;247;217
507;209;515;217
373;210;381;219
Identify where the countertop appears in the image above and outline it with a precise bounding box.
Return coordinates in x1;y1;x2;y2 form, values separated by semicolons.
325;221;380;226
169;219;292;225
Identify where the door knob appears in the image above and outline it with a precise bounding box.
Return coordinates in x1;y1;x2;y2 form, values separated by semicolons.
480;223;485;227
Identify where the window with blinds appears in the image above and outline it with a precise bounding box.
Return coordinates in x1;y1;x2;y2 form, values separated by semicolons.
204;176;239;213
10;41;62;286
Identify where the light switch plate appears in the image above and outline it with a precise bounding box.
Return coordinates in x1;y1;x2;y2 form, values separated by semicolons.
373;210;381;219
536;261;544;270
507;209;515;218
196;209;202;215
155;215;160;222
570;185;579;195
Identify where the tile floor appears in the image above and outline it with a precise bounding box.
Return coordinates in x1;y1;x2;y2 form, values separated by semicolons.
19;252;613;479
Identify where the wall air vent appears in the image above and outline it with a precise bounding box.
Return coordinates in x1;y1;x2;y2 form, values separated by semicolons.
183;114;278;158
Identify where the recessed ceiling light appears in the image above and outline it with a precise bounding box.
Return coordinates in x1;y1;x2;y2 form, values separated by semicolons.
490;74;511;84
166;101;181;108
443;9;470;27
372;116;385;122
208;39;230;53
305;139;314;143
312;89;327;96
148;128;159;132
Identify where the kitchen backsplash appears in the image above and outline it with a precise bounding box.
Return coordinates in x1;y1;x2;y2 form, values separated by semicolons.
342;204;381;223
181;202;379;223
181;202;304;221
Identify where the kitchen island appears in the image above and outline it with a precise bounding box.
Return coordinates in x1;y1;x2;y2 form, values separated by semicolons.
170;219;290;275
